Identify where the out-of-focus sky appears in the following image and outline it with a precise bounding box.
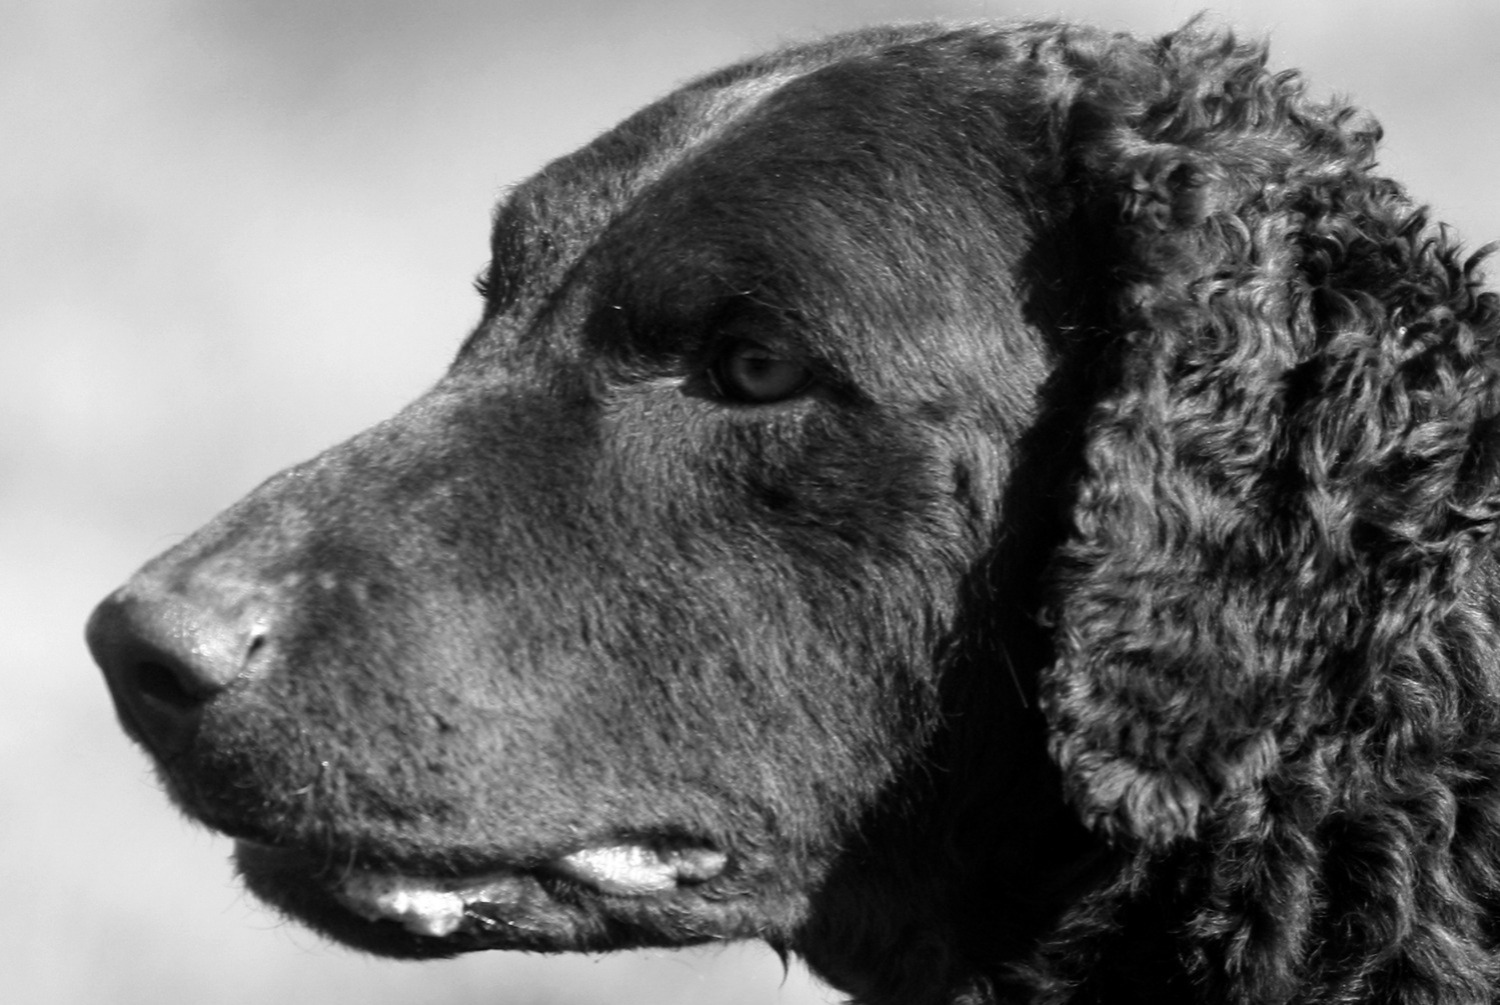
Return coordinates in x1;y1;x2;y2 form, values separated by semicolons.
3;1;1496;1003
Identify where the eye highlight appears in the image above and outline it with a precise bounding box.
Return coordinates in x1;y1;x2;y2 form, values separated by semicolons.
710;342;813;404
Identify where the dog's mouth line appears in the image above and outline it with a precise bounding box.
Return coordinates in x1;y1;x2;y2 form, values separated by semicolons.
312;842;729;938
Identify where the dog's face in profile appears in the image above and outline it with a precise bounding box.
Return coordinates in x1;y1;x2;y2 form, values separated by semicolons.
89;20;1500;1005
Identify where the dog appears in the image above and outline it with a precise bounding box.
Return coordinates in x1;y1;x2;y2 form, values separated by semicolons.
87;19;1500;1005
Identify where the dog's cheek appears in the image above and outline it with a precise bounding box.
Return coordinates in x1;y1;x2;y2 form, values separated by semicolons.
379;395;967;839
682;410;984;753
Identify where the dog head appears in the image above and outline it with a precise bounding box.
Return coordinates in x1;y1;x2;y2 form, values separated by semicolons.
87;21;1500;1004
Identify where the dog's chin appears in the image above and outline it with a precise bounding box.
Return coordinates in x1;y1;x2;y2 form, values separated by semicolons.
233;838;775;958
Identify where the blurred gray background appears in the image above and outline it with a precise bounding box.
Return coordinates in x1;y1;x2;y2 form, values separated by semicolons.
4;0;1497;1002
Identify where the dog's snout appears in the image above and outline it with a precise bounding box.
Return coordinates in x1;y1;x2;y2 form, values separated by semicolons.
87;574;272;757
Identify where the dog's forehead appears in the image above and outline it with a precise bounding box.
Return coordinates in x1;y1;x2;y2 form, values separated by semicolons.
470;78;796;328
467;24;1046;364
484;67;803;298
487;24;980;258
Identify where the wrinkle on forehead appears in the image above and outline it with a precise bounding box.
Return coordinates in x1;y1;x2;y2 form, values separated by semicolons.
475;68;806;326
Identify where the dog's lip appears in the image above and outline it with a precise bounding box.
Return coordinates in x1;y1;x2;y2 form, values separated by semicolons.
240;839;729;939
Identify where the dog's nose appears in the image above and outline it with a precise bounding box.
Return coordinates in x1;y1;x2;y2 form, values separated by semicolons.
86;575;271;758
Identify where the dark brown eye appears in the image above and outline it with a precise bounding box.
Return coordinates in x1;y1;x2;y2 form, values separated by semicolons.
713;342;812;403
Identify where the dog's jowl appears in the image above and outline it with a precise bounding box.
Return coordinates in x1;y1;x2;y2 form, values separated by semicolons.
87;20;1500;1005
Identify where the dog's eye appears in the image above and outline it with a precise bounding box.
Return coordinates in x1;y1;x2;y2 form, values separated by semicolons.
711;342;812;404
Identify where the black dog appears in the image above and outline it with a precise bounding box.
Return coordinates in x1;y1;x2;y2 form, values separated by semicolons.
87;20;1500;1005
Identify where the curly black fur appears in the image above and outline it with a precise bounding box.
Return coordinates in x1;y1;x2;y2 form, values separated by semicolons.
1035;24;1500;1003
88;19;1500;1005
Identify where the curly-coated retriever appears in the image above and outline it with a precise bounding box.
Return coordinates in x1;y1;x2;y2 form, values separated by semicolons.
86;20;1500;1005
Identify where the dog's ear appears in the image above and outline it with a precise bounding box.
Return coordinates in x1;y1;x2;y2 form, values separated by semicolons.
1038;26;1500;849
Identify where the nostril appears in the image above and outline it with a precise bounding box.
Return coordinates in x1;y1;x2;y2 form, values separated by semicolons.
87;585;274;758
133;659;208;714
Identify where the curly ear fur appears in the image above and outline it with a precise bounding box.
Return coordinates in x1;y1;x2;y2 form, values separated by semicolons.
1035;23;1500;998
